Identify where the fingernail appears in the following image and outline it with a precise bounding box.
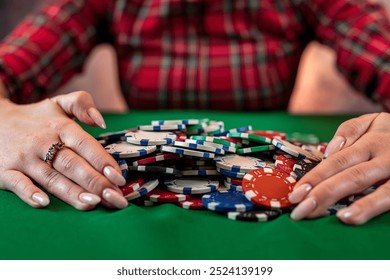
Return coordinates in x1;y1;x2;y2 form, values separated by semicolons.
324;136;346;158
288;183;312;204
290;197;317;221
103;166;126;186
79;192;101;206
87;107;106;129
336;205;360;221
32;193;50;207
102;188;128;209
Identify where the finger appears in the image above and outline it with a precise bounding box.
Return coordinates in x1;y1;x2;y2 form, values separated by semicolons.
52;147;127;208
337;183;390;225
49;120;125;186
324;113;379;158
290;157;390;220
51;91;106;129
27;162;102;210
290;144;371;204
0;170;50;208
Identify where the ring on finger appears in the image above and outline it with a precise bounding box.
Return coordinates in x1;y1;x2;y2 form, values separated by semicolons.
44;142;65;164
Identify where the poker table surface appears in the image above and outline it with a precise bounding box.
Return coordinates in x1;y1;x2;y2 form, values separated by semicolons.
1;110;389;260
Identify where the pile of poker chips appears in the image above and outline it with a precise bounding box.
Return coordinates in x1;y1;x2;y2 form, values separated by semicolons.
97;118;374;222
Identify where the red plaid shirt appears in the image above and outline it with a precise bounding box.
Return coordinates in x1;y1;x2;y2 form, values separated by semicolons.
1;0;390;111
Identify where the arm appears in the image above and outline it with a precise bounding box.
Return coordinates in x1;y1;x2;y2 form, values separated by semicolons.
293;0;390;110
0;0;114;103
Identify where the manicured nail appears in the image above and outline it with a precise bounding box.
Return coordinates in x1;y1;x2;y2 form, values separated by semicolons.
336;205;360;222
32;193;50;207
102;188;128;209
87;107;106;129
103;166;126;186
289;183;312;204
79;192;101;206
324;136;346;158
290;197;317;221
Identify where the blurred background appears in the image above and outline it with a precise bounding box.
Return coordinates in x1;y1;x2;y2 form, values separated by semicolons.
0;0;388;113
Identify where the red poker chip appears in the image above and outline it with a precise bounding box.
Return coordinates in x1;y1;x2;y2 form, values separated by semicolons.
131;153;182;166
242;167;296;209
121;178;146;196
248;130;287;140
317;142;328;154
225;177;243;185
275;154;297;175
146;188;189;203
175;132;187;142
178;196;205;210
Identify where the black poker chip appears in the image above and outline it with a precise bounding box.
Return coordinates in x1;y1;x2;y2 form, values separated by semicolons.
226;209;282;222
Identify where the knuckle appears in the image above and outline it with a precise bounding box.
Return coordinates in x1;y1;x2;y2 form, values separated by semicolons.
338;118;362;137
58;152;78;173
86;173;106;193
43;169;61;191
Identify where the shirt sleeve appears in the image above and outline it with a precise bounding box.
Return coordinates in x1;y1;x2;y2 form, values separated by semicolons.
293;0;390;110
0;0;113;104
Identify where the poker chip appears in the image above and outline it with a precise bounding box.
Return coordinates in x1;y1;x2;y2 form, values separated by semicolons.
121;178;146;196
181;169;220;176
248;130;287;140
131;153;182;166
190;136;238;148
125;130;177;145
227;132;273;145
172;140;225;155
105;142;157;159
223;180;243;192
128;165;182;176
184;139;237;153
124;179;159;200
275;154;297;175
99;129;128;142
214;155;266;172
165;178;219;194
161;145;215;158
227;209;282;222
151;119;200;125
293;159;319;178
146;188;189;203
216;167;246;179
178;196;205;210
236;145;275;154
288;132;319;145
202;190;254;213
272;138;321;162
225;177;243;185
301;144;324;160
138;124;186;131
117;159;129;180
242;167;296;209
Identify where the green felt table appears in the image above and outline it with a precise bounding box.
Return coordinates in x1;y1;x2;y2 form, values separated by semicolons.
1;111;389;260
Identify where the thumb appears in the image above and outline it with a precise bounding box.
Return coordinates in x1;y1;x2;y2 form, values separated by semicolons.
51;91;106;129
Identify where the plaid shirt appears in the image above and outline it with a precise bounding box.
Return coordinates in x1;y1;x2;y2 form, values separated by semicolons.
1;0;390;111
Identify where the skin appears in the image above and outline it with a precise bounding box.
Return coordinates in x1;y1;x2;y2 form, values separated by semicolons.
0;81;127;210
290;113;390;225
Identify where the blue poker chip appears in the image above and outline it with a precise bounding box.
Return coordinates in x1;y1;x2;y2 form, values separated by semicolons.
161;145;215;158
151;119;200;125
216;167;246;179
202;190;254;213
213;125;253;136
138;124;186;131
116;159;129;180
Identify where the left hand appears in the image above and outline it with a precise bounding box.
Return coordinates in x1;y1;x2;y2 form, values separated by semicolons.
288;112;390;225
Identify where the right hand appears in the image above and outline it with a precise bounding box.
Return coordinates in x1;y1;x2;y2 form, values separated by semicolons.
0;91;128;210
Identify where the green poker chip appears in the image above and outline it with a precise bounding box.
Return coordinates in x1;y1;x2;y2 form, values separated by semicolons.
227;132;273;145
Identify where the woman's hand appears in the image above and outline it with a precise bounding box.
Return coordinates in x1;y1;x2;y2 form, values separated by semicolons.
289;112;390;225
0;91;128;210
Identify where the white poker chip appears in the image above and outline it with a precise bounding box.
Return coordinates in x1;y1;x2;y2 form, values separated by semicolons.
105;141;156;159
272;138;321;162
125;130;177;146
164;178;219;194
151;119;200;125
138;124;186;131
173;140;225;155
214;155;266;173
160;145;215;159
125;179;159;201
184;139;237;153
